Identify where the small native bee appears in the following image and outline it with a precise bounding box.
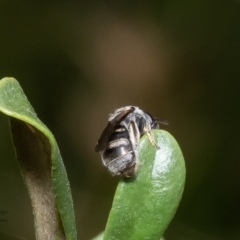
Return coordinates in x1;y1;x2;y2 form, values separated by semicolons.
95;106;166;178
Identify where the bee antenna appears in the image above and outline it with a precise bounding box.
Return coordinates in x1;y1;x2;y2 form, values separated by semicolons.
157;119;169;125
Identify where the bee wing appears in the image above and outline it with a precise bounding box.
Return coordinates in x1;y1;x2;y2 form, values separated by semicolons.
95;107;134;152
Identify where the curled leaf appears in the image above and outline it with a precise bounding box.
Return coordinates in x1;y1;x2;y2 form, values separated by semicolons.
0;77;77;240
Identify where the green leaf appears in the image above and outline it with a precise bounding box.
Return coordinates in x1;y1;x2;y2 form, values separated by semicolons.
92;232;104;240
92;232;165;240
104;130;186;240
0;77;77;240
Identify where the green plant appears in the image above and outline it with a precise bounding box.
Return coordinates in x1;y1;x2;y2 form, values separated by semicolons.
103;130;185;240
0;77;77;240
0;77;185;240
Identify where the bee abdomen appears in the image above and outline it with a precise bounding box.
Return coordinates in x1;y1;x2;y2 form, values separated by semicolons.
106;151;135;177
107;138;129;149
101;125;136;176
103;138;132;163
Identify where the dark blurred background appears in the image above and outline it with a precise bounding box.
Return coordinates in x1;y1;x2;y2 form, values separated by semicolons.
0;1;240;239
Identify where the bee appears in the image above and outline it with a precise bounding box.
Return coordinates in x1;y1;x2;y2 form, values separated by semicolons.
95;106;167;178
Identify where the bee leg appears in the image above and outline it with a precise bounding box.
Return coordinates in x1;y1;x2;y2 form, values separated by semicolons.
146;131;160;149
128;121;140;148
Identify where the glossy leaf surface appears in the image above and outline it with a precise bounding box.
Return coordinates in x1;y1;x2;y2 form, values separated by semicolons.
104;130;186;240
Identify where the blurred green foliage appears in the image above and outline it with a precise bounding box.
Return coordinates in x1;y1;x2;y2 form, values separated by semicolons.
0;1;240;239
